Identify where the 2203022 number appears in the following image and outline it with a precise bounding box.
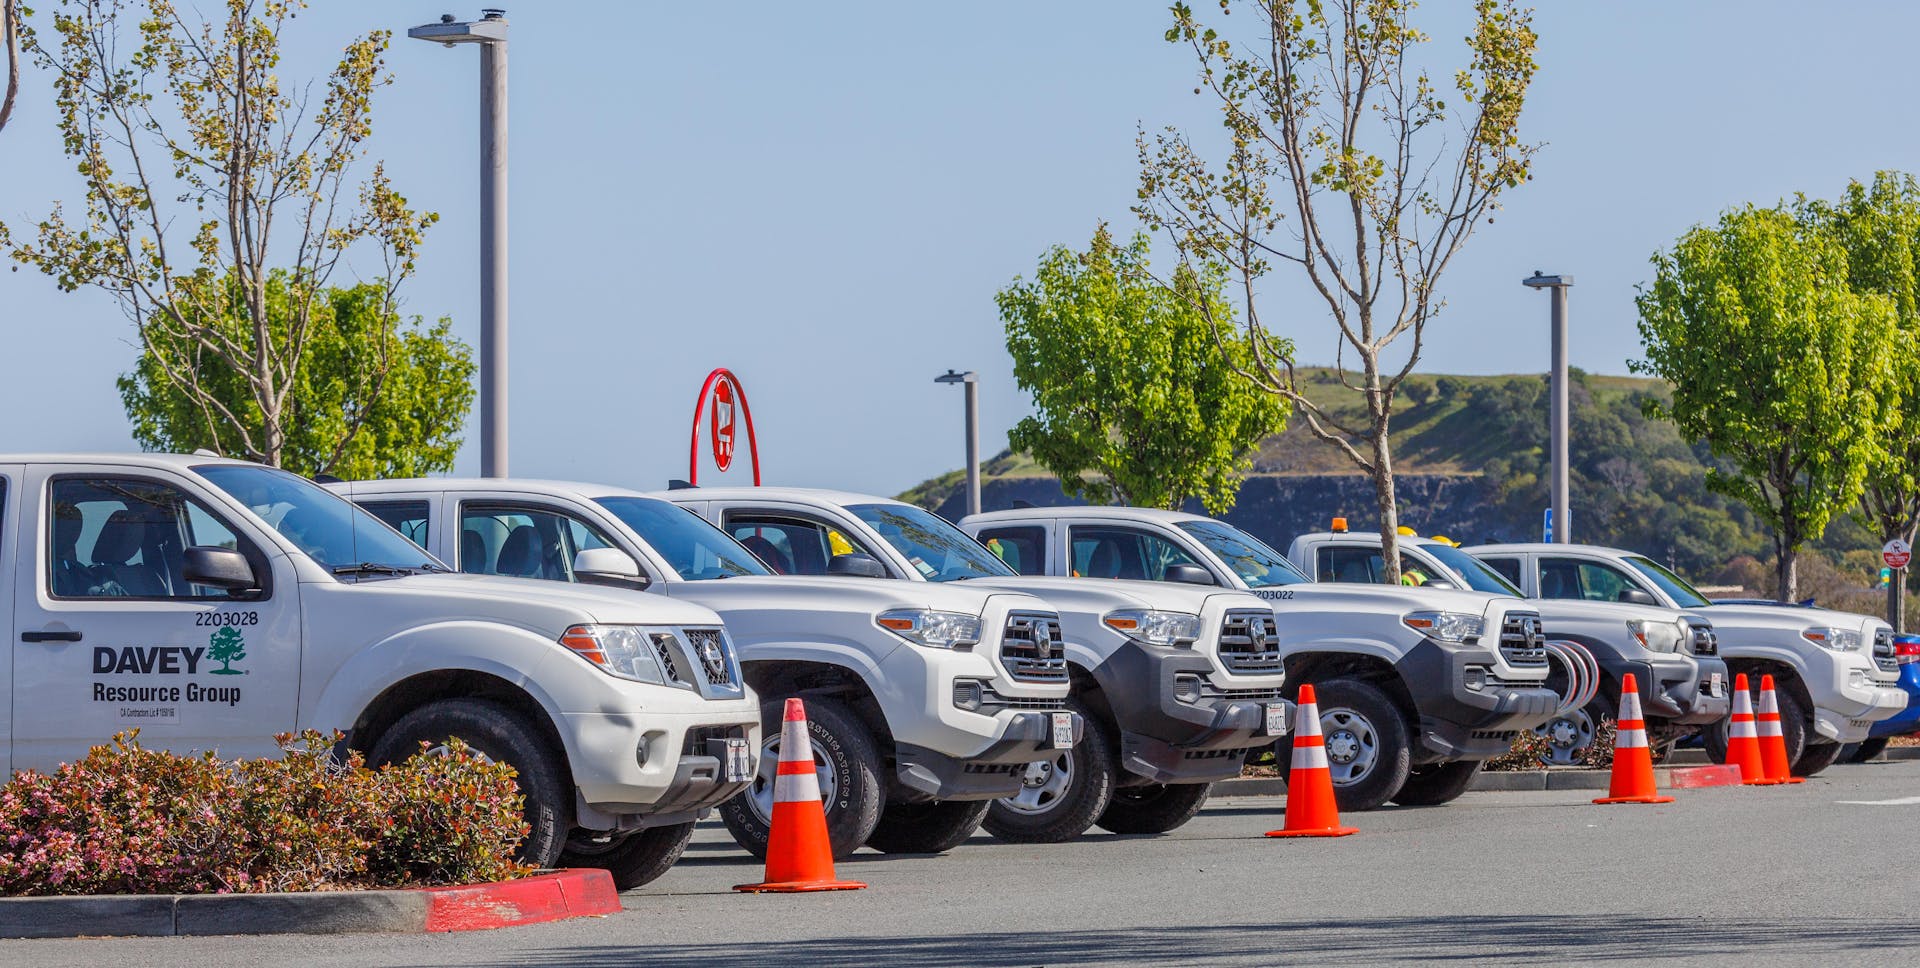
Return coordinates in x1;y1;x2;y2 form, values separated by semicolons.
195;611;259;627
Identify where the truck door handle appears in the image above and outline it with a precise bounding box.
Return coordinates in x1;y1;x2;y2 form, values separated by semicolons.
22;629;83;643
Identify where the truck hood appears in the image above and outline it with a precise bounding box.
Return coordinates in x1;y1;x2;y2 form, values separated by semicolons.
954;576;1238;613
324;571;726;630
1283;581;1512;613
1524;598;1698;626
1699;602;1884;638
663;574;1048;617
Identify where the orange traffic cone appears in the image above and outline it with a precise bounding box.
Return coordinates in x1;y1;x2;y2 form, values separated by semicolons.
1755;675;1806;785
1725;673;1780;786
734;698;867;893
1594;673;1675;805
1266;684;1358;838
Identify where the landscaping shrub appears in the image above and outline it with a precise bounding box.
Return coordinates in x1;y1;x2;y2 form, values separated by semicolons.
1483;730;1553;771
1580;718;1618;771
0;731;532;896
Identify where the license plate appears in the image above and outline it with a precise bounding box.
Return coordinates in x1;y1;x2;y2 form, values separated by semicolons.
1707;673;1725;699
1050;711;1075;749
724;738;753;783
1264;702;1290;736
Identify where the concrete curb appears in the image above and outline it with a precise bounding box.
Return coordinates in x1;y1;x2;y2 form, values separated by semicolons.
0;869;621;939
1218;762;1749;798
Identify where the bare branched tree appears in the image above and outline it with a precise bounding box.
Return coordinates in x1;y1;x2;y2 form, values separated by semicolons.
0;0;21;134
0;0;437;468
1137;0;1539;579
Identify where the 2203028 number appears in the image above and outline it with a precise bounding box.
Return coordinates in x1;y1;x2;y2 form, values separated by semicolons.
195;611;259;627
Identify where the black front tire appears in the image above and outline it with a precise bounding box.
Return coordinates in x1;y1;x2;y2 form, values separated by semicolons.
1093;782;1212;835
864;799;992;854
369;697;571;869
560;822;694;891
1793;741;1845;778
718;696;884;860
1310;677;1413;812
982;697;1116;844
1703;675;1808;768
1844;737;1890;763
1389;760;1481;807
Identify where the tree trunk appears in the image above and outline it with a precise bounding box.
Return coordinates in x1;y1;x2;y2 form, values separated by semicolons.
1371;403;1400;585
1772;531;1797;604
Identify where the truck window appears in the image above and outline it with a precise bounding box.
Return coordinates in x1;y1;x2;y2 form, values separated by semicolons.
597;497;770;581
1538;557;1639;602
48;477;255;600
976;526;1047;576
1067;526;1202;582
846;503;1014;582
723;512;878;577
361;500;430;549
1316;546;1452;587
460;504;615;581
1175;520;1309;587
1481;556;1523;586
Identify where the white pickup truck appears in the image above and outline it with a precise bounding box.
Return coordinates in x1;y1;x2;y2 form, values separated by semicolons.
958;506;1560;810
1;455;760;888
1285;527;1730;763
1469;543;1903;776
332;478;1078;858
660;487;1293;842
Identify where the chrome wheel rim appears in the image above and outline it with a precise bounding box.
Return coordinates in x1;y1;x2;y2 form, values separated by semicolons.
1320;707;1379;786
999;751;1075;815
746;732;836;825
1534;708;1596;766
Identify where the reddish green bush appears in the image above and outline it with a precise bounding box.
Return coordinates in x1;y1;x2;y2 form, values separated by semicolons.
0;731;532;896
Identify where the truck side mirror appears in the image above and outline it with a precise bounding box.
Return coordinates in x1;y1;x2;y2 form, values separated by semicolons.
1164;563;1215;586
184;546;258;593
1423;578;1457;590
828;553;888;579
1617;588;1657;606
573;548;650;590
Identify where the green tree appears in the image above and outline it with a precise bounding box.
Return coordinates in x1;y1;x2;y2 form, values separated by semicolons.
1137;0;1540;580
118;276;475;478
0;0;439;469
1633;205;1900;601
1798;172;1920;628
207;626;246;675
998;225;1289;514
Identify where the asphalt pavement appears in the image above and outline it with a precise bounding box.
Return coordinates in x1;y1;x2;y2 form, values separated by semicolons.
6;761;1920;966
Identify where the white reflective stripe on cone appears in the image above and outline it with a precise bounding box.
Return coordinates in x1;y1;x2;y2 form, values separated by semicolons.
1730;716;1759;739
780;717;814;763
1732;689;1754;719
1295;703;1323;737
1619;688;1644;723
775;769;823;804
1758;718;1783;738
1290;741;1330;771
1759;690;1779;716
1615;727;1649;749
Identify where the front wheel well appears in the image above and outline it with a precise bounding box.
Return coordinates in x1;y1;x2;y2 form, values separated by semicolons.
1720;658;1816;722
348;670;570;783
741;659;895;753
1285;652;1417;719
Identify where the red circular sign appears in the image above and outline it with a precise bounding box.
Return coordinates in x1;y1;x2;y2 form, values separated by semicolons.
1886;540;1912;570
709;375;737;473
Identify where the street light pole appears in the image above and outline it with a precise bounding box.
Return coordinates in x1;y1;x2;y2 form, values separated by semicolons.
935;370;980;517
409;10;509;477
1522;272;1573;543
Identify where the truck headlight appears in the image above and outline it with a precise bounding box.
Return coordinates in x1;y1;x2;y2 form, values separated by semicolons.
1803;626;1863;652
1402;611;1483;643
877;608;982;649
1628;619;1687;653
559;625;669;684
1102;609;1202;648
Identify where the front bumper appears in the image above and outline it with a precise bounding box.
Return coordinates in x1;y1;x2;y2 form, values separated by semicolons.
1869;665;1920;739
1095;639;1292;784
561;709;760;827
1805;650;1908;742
1397;639;1559;762
894;710;1085;801
1629;654;1730;726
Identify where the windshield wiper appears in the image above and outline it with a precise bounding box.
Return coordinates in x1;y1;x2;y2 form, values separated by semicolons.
331;562;427;578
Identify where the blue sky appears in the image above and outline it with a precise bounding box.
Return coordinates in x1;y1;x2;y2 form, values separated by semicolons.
4;2;1917;496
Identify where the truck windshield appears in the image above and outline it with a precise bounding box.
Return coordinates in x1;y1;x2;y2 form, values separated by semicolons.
1422;544;1522;595
1176;520;1310;588
1624;556;1709;608
847;503;1015;582
594;497;771;581
195;464;443;574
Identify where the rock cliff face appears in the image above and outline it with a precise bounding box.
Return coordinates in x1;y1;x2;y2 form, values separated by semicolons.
928;473;1537;551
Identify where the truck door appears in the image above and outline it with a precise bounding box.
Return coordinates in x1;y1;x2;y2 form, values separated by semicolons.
0;465;19;776
11;466;303;769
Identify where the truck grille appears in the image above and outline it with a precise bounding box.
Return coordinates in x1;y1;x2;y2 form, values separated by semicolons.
1688;624;1718;657
1874;629;1898;674
1001;611;1069;682
684;629;736;686
1498;613;1548;667
653;636;686;685
1218;609;1286;674
681;724;746;756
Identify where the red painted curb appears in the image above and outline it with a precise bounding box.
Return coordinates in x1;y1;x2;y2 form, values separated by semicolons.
420;869;622;932
1665;764;1743;789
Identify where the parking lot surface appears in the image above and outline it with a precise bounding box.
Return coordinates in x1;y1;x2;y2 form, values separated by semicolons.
6;761;1920;967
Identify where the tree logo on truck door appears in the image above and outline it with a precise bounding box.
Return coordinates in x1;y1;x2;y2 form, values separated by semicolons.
207;626;247;674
